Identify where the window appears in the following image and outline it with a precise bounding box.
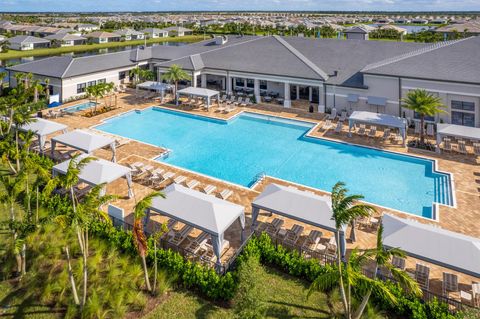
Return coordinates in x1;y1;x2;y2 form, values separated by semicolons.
451;100;475;127
97;78;106;84
246;79;254;88
88;80;96;87
119;71;126;80
260;80;267;90
77;83;86;94
235;78;244;87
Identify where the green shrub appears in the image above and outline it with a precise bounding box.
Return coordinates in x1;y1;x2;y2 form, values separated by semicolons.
234;255;266;319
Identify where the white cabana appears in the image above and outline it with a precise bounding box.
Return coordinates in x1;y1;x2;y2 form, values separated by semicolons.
348;111;408;146
382;214;480;277
176;86;220;108
17;118;68;152
52;154;134;198
136;81;173;100
436;123;480;152
51;129;117;162
145;183;246;264
251;183;347;259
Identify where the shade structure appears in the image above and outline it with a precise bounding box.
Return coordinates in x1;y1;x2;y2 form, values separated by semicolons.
17;118;68;152
176;86;220;108
136;81;172;92
251;183;347;259
382;214;480;277
51;129;116;162
146;183;245;264
347;93;359;103
436;123;480;152
52;154;134;198
348;111;408;146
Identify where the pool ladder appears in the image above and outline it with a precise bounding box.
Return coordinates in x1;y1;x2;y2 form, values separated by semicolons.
250;171;267;188
158;146;172;159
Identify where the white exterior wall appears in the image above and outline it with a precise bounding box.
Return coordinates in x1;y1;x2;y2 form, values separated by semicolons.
9;72;62;97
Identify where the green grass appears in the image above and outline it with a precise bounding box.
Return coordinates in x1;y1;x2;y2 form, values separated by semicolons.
0;35;204;61
145;267;336;319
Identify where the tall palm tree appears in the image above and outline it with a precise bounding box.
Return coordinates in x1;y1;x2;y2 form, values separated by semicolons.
44;78;50;102
133;191;165;293
160;64;191;104
0;70;7;96
402;89;445;145
324;182;376;318
86;83;106;114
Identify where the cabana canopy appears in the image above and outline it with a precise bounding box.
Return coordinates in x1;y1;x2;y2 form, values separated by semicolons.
348;111;408;146
146;183;245;263
347;94;359;103
52;154;134;198
176;86;220;108
382;214;480;277
17;118;68;152
436;123;480;152
51;130;116;162
136;81;172;92
251;183;347;259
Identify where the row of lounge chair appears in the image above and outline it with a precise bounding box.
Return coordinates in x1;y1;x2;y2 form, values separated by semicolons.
441;138;480;156
128;162;234;200
218;95;252;107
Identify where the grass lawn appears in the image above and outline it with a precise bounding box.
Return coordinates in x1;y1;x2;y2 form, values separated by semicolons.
145;267;336;319
0;35;204;61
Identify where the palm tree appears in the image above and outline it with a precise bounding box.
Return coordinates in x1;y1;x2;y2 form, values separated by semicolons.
0;70;7;96
160;64;191;104
132;191;165;293
44;78;50;102
315;182;375;318
85;83;106;114
402;89;445;145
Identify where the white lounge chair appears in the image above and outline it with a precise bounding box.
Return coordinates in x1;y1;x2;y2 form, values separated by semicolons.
442;138;452;152
240;97;251;107
201;184;216;195
266;218;284;237
302;230;323;251
169;225;193;246
426;124;435;137
186;179;200;189
322;119;332;130
328;108;337;121
218;189;233;200
185;231;210;255
159;171;175;182
225;104;236;113
234;97;243;106
368;126;377;138
457;140;468;154
217;103;226;112
357;124;366;135
283;224;304;246
473;142;480;157
382;128;391;140
174;175;187;185
338;111;347;122
334;121;343;133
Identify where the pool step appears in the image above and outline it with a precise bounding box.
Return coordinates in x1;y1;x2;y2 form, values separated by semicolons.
433;174;453;206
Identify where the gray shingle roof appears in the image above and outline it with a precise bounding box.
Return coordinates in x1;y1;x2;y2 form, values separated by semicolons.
8;56;73;78
45;33;86;41
9;35;51;45
362;36;480;84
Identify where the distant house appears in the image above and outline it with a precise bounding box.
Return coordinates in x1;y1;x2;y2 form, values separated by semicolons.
344;25;375;40
395;18;411;24
411;19;429;24
85;31;120;44
8;35;50;50
435;19;480;36
141;28;168;39
379;24;408;36
45;33;87;47
0;35;5;52
115;29;145;41
376;18;394;24
76;24;100;32
162;26;193;37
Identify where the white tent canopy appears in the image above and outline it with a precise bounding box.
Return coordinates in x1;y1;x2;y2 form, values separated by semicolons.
52;154;134;198
176;86;220;108
348;111;408;146
17;118;68;152
382;214;480;277
251;183;347;259
51;129;117;162
436;123;480;152
146;183;245;263
136;81;173;92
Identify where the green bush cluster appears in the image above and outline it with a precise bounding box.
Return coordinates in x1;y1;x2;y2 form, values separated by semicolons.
87;219;237;301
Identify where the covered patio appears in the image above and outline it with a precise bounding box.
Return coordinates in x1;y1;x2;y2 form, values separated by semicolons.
348;111;408;146
52;154;134;198
51;129;117;162
17;118;68;153
436;123;480;153
251;183;347;260
145;183;246;270
176;87;220;109
136;81;173;101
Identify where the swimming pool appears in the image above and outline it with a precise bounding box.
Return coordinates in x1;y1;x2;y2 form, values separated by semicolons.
96;107;454;219
62;101;97;113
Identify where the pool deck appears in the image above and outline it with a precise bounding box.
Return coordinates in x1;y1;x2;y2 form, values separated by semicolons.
48;92;480;294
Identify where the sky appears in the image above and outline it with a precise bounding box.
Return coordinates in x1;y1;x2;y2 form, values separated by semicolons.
0;0;479;12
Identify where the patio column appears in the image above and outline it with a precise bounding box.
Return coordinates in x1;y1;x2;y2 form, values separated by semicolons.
243;78;247;88
226;74;232;95
254;79;261;104
436;132;442;153
192;73;197;88
201;74;207;88
211;233;224;265
318;85;325;113
296;85;300;100
221;77;226;90
308;87;313;102
251;206;260;229
284;82;291;108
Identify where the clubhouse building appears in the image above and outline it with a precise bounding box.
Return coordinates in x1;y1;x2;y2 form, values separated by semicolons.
7;35;480;127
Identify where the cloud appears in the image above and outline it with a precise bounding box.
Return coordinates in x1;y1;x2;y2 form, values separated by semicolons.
0;0;479;12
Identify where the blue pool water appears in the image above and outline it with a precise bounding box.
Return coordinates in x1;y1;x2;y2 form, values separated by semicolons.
63;101;97;113
96;108;453;218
